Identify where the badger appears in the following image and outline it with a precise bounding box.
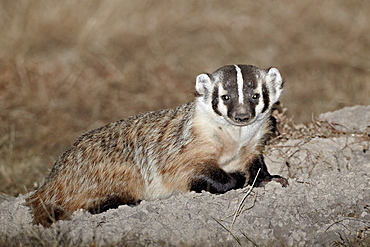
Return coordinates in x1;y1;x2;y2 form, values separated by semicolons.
26;64;288;227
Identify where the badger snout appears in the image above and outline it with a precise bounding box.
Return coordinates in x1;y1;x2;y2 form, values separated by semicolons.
230;107;255;124
233;113;251;123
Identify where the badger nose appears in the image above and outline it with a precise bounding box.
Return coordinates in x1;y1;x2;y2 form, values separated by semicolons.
233;113;250;123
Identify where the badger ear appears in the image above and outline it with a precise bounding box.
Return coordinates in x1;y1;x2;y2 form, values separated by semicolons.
195;73;212;96
266;68;283;103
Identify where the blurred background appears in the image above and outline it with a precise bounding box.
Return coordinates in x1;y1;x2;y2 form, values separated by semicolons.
0;0;369;195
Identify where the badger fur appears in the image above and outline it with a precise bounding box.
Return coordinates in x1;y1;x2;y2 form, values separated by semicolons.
26;64;288;227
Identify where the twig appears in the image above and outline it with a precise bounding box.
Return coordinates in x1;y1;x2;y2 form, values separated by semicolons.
212;217;242;246
325;217;370;232
227;168;261;240
240;231;259;247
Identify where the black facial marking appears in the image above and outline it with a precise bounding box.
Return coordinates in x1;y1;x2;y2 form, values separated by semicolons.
246;97;256;119
212;87;222;116
238;65;258;90
214;65;240;100
261;83;270;113
217;66;242;120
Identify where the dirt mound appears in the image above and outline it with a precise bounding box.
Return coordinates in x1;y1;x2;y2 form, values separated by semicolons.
1;106;369;246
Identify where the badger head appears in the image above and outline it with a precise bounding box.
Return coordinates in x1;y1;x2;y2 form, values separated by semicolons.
195;64;283;126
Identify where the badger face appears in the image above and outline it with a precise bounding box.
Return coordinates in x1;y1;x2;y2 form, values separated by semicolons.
196;65;283;126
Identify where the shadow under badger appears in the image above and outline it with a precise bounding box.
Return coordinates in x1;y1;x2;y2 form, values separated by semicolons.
26;64;288;227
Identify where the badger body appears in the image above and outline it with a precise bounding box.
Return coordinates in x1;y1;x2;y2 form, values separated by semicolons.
26;64;288;226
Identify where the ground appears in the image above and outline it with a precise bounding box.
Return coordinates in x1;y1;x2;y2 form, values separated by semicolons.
1;106;369;246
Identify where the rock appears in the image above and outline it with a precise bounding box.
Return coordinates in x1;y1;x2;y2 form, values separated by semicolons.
318;105;370;134
0;193;15;204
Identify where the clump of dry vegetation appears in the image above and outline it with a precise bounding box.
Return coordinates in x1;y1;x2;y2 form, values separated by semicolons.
0;0;369;196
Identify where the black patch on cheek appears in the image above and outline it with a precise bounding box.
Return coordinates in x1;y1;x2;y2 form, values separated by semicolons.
211;88;222;116
250;101;256;118
226;97;237;120
261;83;270;113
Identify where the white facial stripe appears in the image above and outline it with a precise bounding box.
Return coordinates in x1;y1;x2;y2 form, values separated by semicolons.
218;84;229;116
234;65;244;104
255;81;264;116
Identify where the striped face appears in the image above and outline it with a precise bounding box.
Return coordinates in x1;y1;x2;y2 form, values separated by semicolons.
196;64;283;126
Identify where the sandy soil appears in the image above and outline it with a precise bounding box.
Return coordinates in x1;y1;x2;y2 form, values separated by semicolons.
1;105;369;246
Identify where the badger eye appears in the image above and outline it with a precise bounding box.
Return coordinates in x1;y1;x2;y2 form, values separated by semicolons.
221;95;230;101
252;93;260;100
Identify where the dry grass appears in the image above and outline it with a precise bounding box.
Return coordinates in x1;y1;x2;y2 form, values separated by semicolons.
0;0;369;196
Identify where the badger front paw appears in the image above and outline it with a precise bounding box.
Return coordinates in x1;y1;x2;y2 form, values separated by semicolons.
190;166;246;194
